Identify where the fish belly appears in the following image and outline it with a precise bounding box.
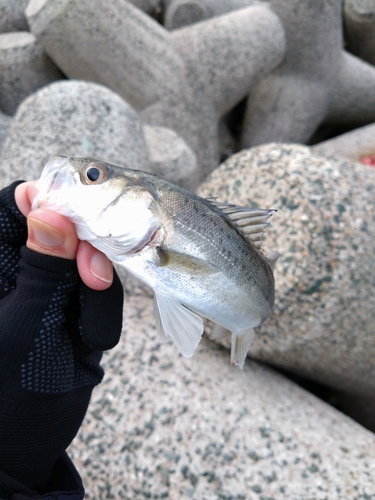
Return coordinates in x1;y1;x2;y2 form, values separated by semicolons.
120;250;269;334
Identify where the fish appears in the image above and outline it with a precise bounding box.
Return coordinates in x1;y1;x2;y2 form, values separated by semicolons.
33;156;279;368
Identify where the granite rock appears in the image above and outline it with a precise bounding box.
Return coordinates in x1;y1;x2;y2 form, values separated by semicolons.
344;0;375;66
312;122;375;162
0;31;62;115
26;0;285;179
68;294;375;499
197;143;375;397
0;80;149;188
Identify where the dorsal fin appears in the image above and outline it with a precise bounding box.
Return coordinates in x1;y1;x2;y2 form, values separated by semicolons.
207;200;277;250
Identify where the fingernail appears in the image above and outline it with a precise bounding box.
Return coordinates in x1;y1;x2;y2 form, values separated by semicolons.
28;219;64;247
90;251;113;284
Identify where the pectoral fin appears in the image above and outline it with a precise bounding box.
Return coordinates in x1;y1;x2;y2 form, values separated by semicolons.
157;248;219;276
231;328;255;369
154;292;204;357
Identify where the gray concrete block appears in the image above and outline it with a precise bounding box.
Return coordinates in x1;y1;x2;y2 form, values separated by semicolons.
326;51;375;124
197;143;375;398
163;0;255;29
0;31;63;115
0;80;149;188
0;111;11;155
312;122;375;162
162;1;375;150
143;125;199;190
344;0;375;66
26;0;285;180
0;0;28;33
241;0;375;148
25;0;184;113
67;294;375;499
171;5;285;118
128;0;160;16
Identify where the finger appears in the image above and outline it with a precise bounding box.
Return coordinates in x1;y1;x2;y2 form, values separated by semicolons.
27;208;79;260
15;181;39;217
17;182;114;290
76;240;113;291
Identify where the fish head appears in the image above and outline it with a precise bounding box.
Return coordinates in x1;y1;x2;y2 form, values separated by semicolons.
33;156;161;257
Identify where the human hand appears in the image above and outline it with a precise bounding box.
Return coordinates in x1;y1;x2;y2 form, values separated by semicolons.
15;181;113;291
0;181;124;493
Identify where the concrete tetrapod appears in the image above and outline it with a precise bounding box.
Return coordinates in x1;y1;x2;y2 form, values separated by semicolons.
241;0;375;147
25;0;285;180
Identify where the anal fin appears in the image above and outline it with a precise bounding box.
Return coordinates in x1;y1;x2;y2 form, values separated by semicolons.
153;296;170;344
208;324;231;340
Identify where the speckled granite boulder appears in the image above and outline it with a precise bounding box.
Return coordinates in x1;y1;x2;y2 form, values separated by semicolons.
68;294;375;499
0;80;148;188
0;31;62;115
197;143;375;397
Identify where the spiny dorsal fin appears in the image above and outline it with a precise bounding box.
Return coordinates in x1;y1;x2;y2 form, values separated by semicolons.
207;200;277;250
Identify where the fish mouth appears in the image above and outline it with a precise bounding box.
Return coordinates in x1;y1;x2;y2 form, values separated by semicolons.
32;156;74;209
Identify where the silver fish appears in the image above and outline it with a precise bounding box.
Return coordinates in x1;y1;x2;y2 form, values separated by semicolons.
33;156;279;368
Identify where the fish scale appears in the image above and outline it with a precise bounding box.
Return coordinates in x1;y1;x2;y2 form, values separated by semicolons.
154;181;274;302
33;156;278;368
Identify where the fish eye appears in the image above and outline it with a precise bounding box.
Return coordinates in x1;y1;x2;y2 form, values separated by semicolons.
87;167;100;182
83;162;108;184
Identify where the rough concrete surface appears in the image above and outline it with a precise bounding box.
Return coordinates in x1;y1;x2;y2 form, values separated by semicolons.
68;294;375;500
198;143;375;397
0;80;149;188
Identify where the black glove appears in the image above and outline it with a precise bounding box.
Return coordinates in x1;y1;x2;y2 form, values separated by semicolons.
0;182;124;496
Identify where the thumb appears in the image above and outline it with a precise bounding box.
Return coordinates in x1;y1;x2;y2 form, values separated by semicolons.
27;208;79;260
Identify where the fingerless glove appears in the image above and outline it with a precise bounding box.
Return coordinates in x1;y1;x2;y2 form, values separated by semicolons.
0;182;124;498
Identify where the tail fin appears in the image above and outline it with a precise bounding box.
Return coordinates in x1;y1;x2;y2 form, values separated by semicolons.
230;329;255;369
